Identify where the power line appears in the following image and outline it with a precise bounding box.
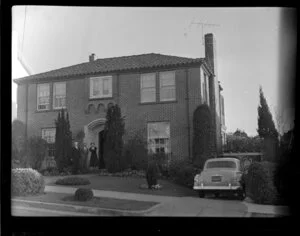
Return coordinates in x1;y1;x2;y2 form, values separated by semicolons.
21;6;27;56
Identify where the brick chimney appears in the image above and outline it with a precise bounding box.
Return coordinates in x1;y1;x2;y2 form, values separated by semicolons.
89;53;95;62
204;33;217;75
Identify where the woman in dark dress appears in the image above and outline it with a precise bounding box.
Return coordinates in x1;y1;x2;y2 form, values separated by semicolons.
89;142;98;168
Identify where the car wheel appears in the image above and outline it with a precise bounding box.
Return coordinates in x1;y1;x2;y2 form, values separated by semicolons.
198;191;205;198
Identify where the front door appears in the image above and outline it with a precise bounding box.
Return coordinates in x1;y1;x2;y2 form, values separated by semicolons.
98;131;105;169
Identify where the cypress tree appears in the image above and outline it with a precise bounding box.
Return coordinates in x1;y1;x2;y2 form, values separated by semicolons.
103;104;125;173
55;109;72;171
257;86;279;162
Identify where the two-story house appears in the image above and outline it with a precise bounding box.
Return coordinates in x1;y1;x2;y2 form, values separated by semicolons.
14;33;226;164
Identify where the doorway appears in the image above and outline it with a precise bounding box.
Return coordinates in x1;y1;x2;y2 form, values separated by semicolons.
98;130;105;169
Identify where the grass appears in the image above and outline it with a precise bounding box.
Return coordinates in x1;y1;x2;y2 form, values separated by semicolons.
13;192;158;211
46;175;198;197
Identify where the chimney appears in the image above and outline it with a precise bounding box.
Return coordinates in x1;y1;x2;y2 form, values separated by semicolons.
204;33;217;75
89;53;95;62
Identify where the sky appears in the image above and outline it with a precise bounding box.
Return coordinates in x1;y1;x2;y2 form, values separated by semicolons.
12;6;282;136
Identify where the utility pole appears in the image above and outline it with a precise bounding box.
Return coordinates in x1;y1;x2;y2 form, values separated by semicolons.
184;19;220;45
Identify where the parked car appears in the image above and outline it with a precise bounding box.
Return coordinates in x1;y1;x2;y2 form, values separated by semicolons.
193;157;245;200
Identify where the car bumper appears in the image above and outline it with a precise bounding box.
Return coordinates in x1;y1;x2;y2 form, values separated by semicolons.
193;185;241;190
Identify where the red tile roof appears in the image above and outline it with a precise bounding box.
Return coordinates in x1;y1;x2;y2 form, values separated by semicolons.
14;53;212;84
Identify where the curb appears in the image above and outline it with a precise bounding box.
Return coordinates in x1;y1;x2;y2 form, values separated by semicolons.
12;198;162;216
242;201;290;217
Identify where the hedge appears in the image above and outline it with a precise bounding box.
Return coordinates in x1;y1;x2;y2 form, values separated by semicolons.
12;168;45;196
168;159;200;188
74;188;94;201
55;176;91;186
242;161;279;204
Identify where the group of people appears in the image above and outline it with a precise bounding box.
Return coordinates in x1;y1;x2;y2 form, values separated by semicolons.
71;141;103;174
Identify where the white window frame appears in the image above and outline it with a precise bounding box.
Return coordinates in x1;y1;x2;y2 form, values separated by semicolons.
159;71;176;102
53;82;66;109
89;76;113;99
42;128;56;157
42;128;56;144
147;122;171;155
140;73;156;103
37;83;50;111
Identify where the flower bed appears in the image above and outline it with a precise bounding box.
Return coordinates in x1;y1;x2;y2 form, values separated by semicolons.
98;169;146;178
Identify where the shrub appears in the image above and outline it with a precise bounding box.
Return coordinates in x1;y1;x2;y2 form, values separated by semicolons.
26;136;48;170
11;168;45;196
243;161;279;204
122;134;148;171
74;188;94;201
41;167;60;176
55;176;91;185
146;160;160;188
168;159;200;188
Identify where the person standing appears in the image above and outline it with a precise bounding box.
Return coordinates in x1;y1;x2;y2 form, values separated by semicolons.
89;142;98;169
71;141;81;175
81;143;89;171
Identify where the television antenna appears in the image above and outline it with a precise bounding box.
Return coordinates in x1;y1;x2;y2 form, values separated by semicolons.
184;18;220;45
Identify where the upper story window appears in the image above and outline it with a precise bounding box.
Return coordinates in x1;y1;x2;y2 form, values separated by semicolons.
159;71;176;101
147;122;171;155
200;68;209;105
90;76;112;99
204;73;210;106
53;82;66;109
140;73;156;103
37;83;50;111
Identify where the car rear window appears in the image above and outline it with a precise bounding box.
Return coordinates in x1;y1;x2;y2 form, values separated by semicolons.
205;161;237;169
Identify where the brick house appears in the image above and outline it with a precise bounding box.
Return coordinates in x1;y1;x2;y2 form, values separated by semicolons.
14;33;226;164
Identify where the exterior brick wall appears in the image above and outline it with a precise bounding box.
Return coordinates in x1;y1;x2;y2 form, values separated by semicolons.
16;64;223;161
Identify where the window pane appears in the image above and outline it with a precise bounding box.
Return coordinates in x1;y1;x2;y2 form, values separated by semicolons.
141;88;156;103
148;122;170;139
141;74;155;88
39;84;50;97
42;128;56;143
160;72;175;86
160;86;175;101
54;83;66;96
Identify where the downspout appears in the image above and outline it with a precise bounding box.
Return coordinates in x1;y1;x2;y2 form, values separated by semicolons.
25;83;28;140
185;69;191;158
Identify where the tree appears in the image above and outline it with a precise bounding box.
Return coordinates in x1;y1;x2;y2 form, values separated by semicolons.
233;129;248;138
26;136;48;170
12;119;27;166
257;86;279;162
55;109;73;171
103;104;125;173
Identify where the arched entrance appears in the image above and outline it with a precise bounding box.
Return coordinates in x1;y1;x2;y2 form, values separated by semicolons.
84;118;106;168
192;104;213;167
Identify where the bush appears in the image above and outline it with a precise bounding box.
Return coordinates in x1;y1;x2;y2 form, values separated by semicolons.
55;176;91;185
74;188;94;201
243;161;279;204
41;167;60;176
26;136;48;170
11;168;45;196
168;159;200;188
122;134;148;171
146;160;160;188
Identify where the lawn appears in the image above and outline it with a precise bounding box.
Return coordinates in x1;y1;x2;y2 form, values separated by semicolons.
46;175;198;197
13;192;158;211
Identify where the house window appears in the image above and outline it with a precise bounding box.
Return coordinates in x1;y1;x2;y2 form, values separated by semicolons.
53;82;66;109
37;84;50;111
90;76;112;99
147;122;171;155
204;73;210;106
159;71;176;101
42;128;56;157
141;73;156;103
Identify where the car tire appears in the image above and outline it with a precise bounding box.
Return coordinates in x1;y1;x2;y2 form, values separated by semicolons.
198;191;205;198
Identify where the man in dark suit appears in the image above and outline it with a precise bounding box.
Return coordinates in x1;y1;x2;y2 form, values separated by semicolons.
71;141;81;174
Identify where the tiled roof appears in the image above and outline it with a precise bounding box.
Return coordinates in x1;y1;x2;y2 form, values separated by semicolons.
14;53;211;84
